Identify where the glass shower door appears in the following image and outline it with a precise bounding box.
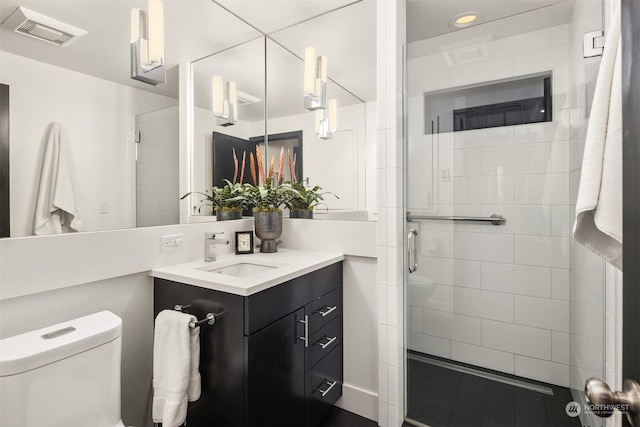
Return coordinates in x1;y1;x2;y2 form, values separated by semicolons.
404;2;608;426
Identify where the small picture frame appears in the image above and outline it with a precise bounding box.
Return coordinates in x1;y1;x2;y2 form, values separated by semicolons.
235;231;254;255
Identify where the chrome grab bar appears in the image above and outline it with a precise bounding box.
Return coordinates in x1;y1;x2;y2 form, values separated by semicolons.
407;229;418;274
407;212;507;225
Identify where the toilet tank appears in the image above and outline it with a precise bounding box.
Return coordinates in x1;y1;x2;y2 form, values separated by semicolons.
0;311;124;427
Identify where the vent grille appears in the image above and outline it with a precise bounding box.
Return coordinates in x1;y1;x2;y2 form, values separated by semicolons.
1;7;87;47
16;20;73;46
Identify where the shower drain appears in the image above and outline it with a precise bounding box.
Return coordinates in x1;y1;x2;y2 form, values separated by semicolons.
408;352;554;396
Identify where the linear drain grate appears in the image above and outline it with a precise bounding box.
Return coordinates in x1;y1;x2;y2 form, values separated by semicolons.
408;353;554;396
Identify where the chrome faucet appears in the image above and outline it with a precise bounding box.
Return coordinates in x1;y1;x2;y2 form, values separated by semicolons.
204;232;229;262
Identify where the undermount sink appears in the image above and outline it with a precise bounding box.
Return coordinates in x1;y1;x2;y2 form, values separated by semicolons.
196;259;286;278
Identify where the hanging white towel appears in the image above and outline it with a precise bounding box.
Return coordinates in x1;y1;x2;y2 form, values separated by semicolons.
574;5;622;269
33;122;84;235
152;310;201;427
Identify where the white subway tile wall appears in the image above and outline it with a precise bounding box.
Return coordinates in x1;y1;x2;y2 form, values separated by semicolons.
566;2;609;416
406;23;576;387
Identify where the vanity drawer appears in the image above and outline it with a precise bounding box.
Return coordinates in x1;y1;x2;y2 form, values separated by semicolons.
305;344;343;426
306;287;341;334
305;316;342;370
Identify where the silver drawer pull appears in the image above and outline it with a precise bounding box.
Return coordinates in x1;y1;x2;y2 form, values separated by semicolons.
315;380;338;397
315;305;337;317
298;315;309;347
314;336;337;349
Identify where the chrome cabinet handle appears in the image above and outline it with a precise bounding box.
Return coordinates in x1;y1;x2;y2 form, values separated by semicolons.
407;229;418;273
315;305;337;317
298;315;309;347
314;336;337;349
315;380;338;397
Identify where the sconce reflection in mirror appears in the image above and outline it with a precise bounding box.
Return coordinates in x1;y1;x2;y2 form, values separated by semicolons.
131;0;165;86
212;76;237;127
304;47;327;111
316;99;337;140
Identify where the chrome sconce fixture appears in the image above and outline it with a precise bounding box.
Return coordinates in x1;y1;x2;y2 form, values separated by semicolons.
212;76;237;127
131;0;165;86
316;99;337;140
304;47;327;111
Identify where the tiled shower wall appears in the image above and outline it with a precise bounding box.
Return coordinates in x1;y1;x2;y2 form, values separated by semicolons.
135;106;180;227
405;24;574;387
567;0;621;426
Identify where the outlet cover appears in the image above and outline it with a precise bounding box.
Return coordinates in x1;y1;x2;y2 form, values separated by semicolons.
161;234;183;252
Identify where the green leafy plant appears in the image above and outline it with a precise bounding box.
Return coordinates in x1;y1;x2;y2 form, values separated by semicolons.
245;145;300;212
181;148;250;213
284;182;338;212
180;179;248;213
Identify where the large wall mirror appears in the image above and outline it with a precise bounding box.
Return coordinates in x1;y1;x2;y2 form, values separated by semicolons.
186;0;377;222
1;0;377;238
0;0;261;238
189;36;266;216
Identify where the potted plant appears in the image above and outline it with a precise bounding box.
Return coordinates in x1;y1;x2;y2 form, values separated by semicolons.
285;182;338;219
246;146;298;252
181;149;249;220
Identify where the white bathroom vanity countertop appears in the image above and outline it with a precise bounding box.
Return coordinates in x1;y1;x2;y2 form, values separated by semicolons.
150;249;345;296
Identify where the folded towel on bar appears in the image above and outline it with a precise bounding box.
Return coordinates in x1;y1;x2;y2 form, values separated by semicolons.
152;310;201;427
574;4;622;269
33;122;84;235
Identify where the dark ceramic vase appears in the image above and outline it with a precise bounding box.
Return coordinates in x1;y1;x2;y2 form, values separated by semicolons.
254;211;283;253
216;210;242;221
290;210;313;219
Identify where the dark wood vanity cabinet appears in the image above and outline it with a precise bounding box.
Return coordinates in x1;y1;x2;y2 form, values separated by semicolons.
154;261;343;426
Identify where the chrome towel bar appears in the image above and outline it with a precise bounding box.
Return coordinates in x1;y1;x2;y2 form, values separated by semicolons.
174;304;220;329
406;212;507;226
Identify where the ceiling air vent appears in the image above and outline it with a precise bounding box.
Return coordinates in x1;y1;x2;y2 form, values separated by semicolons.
1;7;87;47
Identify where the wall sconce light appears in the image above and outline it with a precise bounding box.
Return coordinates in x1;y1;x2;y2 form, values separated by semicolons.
304;47;327;111
131;0;165;86
212;75;237;127
316;99;337;140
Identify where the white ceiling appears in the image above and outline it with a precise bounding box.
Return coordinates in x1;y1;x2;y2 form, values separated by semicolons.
406;0;572;43
1;0;576;119
0;0;262;99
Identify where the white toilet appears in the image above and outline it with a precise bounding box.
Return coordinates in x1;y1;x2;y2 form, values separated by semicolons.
0;311;126;427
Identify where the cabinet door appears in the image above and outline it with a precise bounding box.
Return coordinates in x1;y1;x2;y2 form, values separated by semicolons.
245;308;305;426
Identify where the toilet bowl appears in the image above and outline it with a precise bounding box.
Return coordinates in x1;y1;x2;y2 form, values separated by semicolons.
0;311;125;427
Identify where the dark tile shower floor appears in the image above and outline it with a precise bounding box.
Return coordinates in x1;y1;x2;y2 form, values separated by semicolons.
406;353;582;427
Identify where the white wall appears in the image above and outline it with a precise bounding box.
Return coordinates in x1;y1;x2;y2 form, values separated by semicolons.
376;1;407;426
0;51;178;237
405;24;573;387
0;218;377;426
1;51;127;237
267;103;369;211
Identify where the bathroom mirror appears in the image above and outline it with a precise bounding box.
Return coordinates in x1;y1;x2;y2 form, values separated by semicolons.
264;38;371;218
188;36;266;216
0;0;261;237
264;0;377;220
185;0;377;222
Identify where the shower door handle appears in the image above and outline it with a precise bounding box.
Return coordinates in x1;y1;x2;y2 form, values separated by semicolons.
407;229;418;273
585;377;640;426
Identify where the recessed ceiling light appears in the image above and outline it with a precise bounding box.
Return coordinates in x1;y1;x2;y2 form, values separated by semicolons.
451;12;481;28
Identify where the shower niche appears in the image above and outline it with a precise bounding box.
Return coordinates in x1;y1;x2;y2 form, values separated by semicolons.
424;73;552;134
